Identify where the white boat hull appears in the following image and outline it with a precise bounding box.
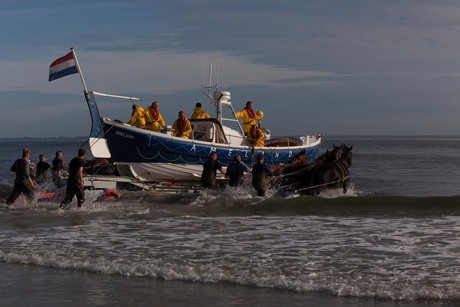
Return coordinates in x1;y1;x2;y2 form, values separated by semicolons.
116;162;227;182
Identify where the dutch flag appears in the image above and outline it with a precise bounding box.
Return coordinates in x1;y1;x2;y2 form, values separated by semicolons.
48;51;78;82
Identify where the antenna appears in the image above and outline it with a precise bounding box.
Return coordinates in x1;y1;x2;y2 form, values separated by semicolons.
209;63;212;89
202;53;205;90
216;51;220;88
201;52;220;101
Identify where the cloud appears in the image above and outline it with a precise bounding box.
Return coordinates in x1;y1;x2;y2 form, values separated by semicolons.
0;50;344;96
3;0;460;137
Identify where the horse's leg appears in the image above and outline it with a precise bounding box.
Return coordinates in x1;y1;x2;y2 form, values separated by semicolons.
342;179;349;194
305;173;317;196
310;187;318;196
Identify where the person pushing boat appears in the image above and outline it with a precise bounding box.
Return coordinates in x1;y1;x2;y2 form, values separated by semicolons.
225;154;250;187
251;152;274;197
201;151;225;189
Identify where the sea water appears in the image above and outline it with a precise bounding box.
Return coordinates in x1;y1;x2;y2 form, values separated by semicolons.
1;136;460;306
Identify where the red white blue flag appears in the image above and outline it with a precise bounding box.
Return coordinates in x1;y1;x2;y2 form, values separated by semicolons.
48;51;78;82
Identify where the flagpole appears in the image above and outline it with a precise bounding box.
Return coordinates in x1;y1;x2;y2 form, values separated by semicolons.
70;47;89;93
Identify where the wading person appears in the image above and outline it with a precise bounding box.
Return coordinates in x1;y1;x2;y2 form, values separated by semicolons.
6;148;36;205
201;151;224;189
52;150;65;188
225;154;250;187
251;152;273;197
35;154;51;184
60;149;86;209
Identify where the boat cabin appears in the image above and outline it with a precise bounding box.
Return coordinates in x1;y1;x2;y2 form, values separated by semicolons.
190;118;228;143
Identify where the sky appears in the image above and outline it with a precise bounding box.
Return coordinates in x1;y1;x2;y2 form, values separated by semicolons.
1;0;460;137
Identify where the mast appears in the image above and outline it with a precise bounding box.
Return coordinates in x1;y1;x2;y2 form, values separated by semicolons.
70;47;88;94
69;48;111;158
200;53;244;134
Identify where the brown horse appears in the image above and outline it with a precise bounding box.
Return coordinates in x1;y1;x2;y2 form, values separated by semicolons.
317;144;343;164
295;144;353;196
276;144;353;196
279;145;339;186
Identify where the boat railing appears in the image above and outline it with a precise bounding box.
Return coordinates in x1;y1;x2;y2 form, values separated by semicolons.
302;135;320;145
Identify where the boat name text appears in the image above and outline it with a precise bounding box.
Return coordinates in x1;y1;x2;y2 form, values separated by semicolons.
188;144;292;159
115;131;135;139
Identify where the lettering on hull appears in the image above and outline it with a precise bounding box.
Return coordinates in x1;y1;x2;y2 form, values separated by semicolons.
115;130;135;139
112;130;312;165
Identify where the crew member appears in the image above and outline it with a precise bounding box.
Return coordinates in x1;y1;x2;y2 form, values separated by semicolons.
171;111;192;139
144;101;166;132
247;124;265;147
234;101;263;135
128;104;146;128
191;102;210;119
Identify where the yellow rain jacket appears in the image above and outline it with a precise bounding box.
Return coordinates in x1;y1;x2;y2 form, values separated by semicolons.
171;118;192;139
128;106;146;128
235;107;263;135
144;107;166;132
248;126;265;147
191;107;210;119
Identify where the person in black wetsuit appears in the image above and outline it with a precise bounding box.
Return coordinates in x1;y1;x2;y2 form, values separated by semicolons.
60;149;86;209
35;154;51;184
52;150;65;188
6;148;36;205
251;152;274;197
225;154;250;187
201;151;224;189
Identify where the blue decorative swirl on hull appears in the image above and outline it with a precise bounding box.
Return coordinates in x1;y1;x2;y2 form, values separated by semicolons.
103;122;321;167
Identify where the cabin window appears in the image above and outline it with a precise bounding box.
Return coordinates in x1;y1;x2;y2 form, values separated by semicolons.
190;119;229;144
192;122;214;142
